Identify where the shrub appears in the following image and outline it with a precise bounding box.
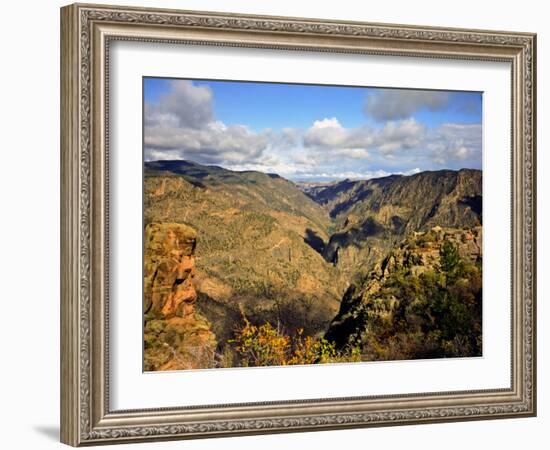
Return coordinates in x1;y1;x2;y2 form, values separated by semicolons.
439;240;461;274
229;316;360;367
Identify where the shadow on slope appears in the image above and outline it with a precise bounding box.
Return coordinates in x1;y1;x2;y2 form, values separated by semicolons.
303;228;326;255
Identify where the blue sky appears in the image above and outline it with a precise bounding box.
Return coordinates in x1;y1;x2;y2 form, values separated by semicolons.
143;77;482;181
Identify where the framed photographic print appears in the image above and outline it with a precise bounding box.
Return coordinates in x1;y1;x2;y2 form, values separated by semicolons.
60;3;537;446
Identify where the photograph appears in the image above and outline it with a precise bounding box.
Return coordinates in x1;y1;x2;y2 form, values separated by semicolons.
56;2;537;446
142;78;484;371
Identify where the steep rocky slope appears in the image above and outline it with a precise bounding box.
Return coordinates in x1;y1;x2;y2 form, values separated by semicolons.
303;169;482;278
143;222;217;371
144;161;345;346
325;226;483;360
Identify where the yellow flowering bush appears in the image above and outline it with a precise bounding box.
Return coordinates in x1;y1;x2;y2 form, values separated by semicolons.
230;317;360;367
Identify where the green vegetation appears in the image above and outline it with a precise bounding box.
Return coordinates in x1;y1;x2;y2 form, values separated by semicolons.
143;160;484;369
334;240;482;361
144;161;347;349
226;315;361;368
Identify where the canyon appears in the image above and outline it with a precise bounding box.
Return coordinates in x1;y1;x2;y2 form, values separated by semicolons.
143;160;483;370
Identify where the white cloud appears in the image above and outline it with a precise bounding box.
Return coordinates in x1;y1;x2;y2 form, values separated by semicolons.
364;88;450;121
145;80;214;129
302;117;481;174
145;81;480;181
426;123;482;165
304;117;425;156
303;118;352;148
145;80;272;165
145;121;270;164
453;146;472;160
294;167;422;181
378;118;425;154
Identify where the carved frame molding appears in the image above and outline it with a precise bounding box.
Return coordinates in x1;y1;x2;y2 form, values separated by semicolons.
61;3;536;446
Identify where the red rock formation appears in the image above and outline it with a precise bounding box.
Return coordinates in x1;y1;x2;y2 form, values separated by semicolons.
144;223;217;371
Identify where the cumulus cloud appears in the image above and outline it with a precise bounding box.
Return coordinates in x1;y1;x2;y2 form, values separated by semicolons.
303;117;372;159
145;80;214;129
377;118;425;154
304;117;425;156
364;88;450;121
426;123;482;165
145;80;480;181
145;80;272;165
145;120;270;164
302;116;481;173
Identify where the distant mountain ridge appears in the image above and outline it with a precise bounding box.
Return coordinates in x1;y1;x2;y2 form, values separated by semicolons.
299;168;482;277
301;169;481;221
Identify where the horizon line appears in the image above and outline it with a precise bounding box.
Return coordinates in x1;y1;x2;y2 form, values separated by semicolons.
144;158;482;183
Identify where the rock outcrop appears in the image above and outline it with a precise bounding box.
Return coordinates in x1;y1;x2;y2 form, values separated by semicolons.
143;223;217;371
377;226;482;281
325;226;483;355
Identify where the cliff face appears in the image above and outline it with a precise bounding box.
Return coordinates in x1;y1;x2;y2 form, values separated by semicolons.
143;223;217;371
325;226;483;360
303;169;482;278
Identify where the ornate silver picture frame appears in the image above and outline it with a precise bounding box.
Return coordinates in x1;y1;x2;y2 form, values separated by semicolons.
60;3;536;446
